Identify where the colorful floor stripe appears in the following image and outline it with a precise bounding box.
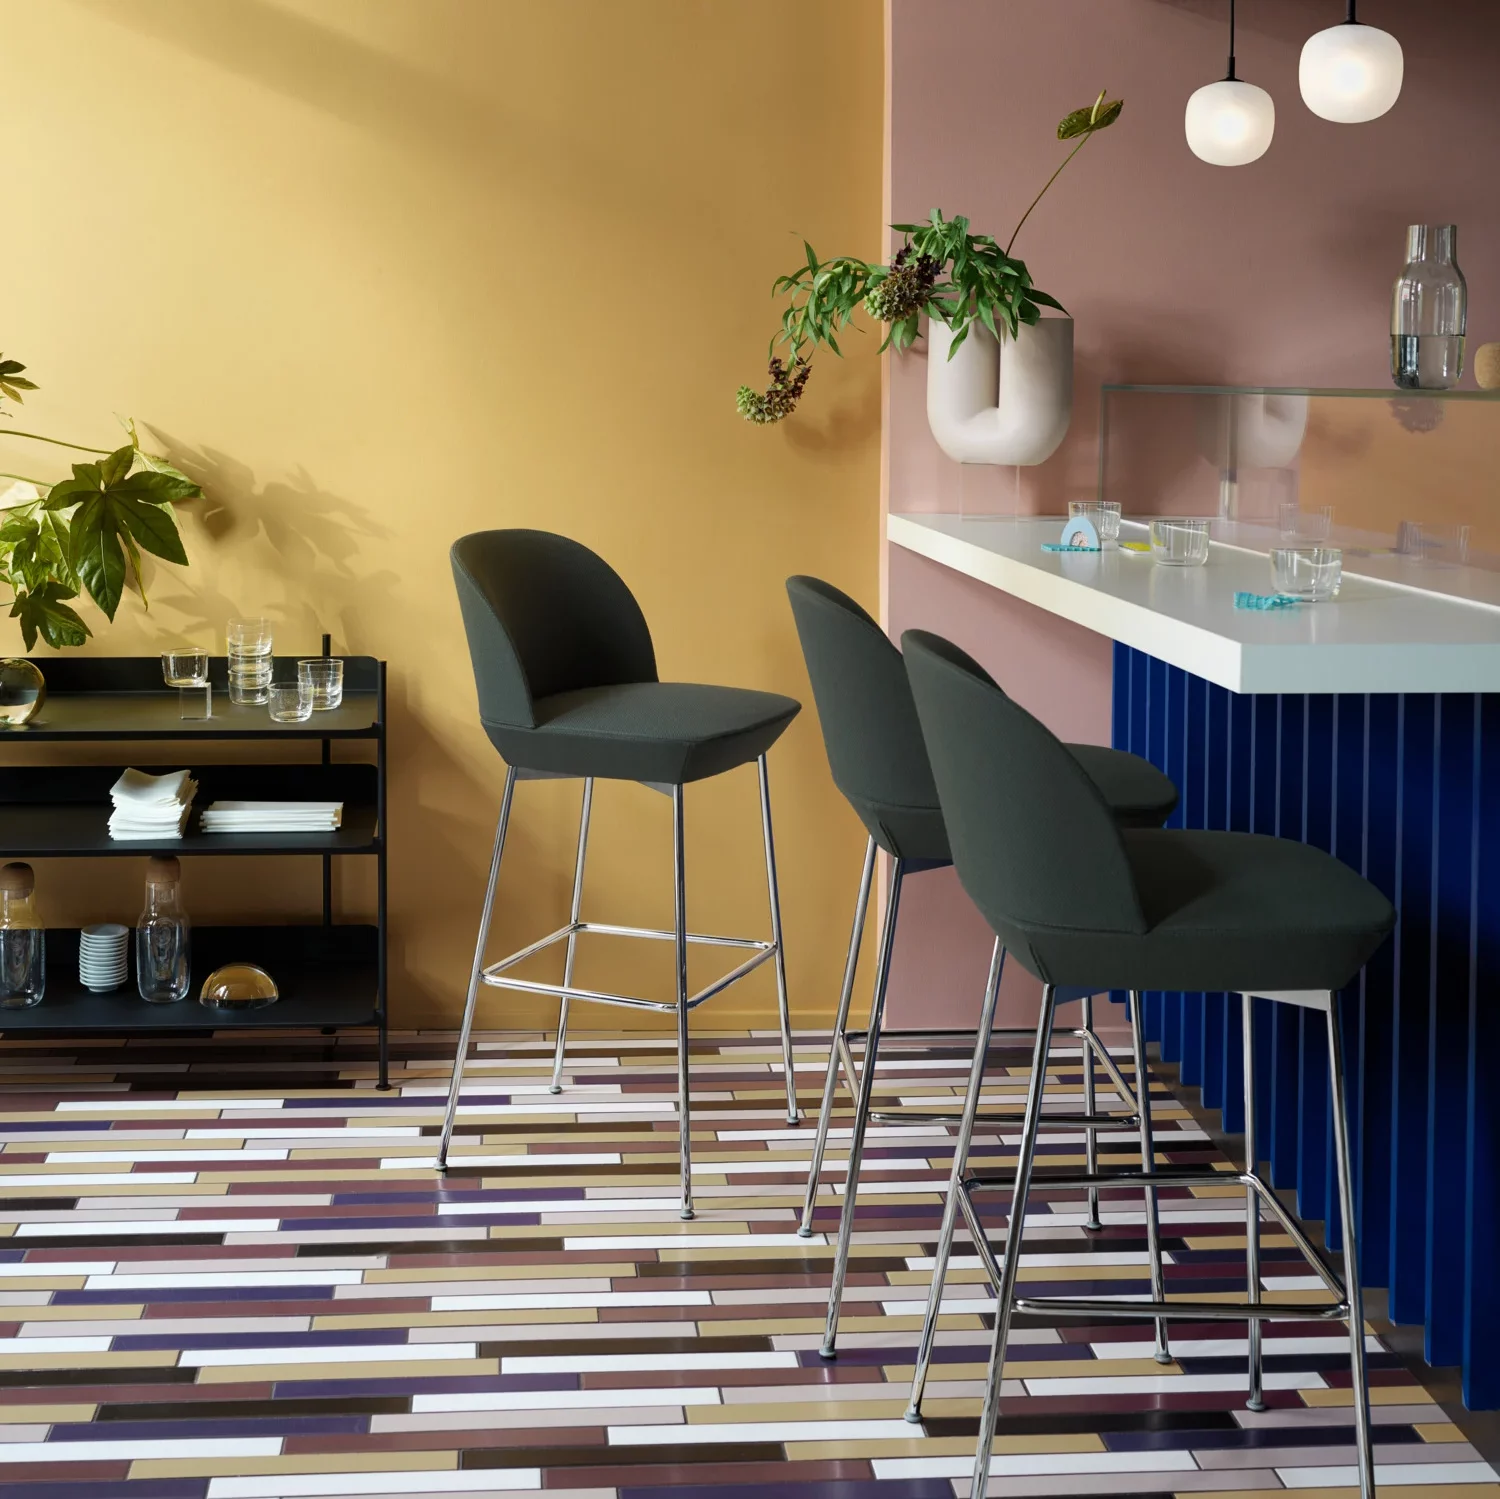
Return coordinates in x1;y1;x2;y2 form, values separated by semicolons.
0;1027;1492;1498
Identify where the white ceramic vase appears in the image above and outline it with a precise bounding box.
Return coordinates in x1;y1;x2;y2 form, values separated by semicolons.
925;314;1073;466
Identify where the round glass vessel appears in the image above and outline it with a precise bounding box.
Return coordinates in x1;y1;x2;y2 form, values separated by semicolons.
0;659;45;727
200;962;279;1010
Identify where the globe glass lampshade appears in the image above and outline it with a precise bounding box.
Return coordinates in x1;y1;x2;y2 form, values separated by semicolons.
1185;80;1275;166
1299;23;1403;122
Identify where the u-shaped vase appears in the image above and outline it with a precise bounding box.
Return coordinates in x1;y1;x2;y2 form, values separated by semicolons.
926;314;1073;466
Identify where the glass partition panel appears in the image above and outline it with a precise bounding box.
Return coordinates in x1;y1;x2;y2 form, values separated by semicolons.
1099;385;1500;572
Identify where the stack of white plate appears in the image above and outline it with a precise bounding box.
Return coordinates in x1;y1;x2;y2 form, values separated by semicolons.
79;923;129;993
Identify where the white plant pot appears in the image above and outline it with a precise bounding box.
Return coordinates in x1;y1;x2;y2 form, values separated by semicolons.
926;314;1074;466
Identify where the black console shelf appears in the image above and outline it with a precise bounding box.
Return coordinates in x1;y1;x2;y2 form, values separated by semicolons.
0;651;389;1083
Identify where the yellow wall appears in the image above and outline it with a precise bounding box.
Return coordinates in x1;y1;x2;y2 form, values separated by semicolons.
0;0;884;1027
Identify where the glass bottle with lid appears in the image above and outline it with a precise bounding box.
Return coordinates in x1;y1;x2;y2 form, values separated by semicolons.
136;855;191;1004
1392;224;1467;390
0;862;44;1008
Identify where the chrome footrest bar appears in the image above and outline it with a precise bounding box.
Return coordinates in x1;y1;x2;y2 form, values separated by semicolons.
868;1108;1140;1128
1011;1294;1351;1321
481;943;777;1011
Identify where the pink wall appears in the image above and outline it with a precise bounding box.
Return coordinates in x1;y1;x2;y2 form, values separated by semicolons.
884;0;1500;1028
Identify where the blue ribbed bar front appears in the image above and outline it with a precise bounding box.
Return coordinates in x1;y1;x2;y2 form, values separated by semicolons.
1112;641;1500;1409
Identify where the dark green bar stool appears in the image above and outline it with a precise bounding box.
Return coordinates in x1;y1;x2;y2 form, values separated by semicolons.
902;628;1396;1499
786;575;1179;1360
440;530;802;1218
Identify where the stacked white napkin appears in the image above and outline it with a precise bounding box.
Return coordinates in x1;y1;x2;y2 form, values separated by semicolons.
199;801;343;833
108;768;198;841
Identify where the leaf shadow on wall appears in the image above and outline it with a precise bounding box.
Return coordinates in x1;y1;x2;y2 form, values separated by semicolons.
63;0;723;232
141;432;399;653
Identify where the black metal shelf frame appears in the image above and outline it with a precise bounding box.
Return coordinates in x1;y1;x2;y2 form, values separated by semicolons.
0;642;390;1086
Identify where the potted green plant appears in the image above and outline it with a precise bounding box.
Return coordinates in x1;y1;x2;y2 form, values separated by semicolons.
0;356;200;650
737;91;1122;463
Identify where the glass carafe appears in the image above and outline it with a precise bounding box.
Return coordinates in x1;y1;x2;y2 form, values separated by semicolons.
1392;224;1467;390
136;856;191;1003
0;862;44;1008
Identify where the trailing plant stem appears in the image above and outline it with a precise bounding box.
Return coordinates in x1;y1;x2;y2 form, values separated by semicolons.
0;473;49;492
1;430;112;455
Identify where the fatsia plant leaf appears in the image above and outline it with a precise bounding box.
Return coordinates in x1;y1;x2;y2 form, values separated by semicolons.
69;496;127;620
11;582;89;651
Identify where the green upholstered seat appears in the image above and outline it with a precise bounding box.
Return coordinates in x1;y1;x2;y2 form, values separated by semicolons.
453;531;799;785
786;575;1177;860
902;629;1395;995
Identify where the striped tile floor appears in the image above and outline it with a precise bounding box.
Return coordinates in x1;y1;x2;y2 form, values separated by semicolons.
0;1027;1494;1498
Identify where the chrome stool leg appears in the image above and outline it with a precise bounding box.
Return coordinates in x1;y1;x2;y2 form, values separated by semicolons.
757;755;799;1126
904;937;1005;1422
437;767;517;1172
673;785;694;1220
1080;993;1102;1231
820;859;904;1358
799;836;877;1238
970;983;1060;1499
549;778;595;1095
1243;994;1265;1409
1129;992;1171;1364
1327;995;1375;1499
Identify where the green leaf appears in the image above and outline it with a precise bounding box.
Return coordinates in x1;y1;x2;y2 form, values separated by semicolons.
98;445;134;487
1058;93;1123;139
39;478;96;512
0;514;38;545
112;469;202;504
1029;288;1067;313
10;582;89;651
70;496;127;620
115;495;188;565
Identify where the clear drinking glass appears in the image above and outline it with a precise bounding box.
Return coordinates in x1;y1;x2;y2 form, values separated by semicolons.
1150;518;1211;566
227;618;273;706
1392;224;1467;390
1397;519;1471;565
161;648;209;687
137;856;190;1004
267;682;314;723
1067;500;1122;541
297;657;344;710
1271;546;1343;600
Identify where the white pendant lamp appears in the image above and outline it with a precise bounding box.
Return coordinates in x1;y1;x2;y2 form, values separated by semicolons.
1185;0;1275;166
1299;1;1403;123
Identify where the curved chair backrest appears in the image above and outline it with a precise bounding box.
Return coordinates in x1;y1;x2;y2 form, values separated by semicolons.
452;530;658;729
901;628;1147;952
786;576;944;861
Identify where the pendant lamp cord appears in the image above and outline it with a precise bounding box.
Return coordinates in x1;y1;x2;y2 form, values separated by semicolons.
1347;0;1358;21
1225;0;1238;81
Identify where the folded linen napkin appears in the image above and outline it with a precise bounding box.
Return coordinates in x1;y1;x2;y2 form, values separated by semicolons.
110;768;196;807
108;804;192;839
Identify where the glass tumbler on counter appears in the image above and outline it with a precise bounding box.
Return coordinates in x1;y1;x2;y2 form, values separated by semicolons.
267;682;313;723
227;617;273;705
298;657;343;711
0;862;44;1009
1067;500;1122;542
161;649;209;687
1150;518;1211;566
137;856;191;1004
1392;224;1467;390
1271;546;1343;601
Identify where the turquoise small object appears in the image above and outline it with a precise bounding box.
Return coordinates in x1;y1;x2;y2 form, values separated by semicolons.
1042;542;1100;553
1234;590;1300;610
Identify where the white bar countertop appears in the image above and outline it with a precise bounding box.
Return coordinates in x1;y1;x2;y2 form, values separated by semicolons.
888;512;1500;695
